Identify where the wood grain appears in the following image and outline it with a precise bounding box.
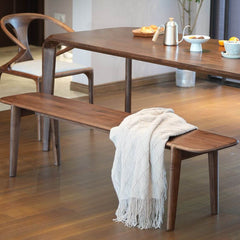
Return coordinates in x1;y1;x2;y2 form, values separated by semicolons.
1;93;130;131
46;27;240;80
1;92;237;153
0;79;240;239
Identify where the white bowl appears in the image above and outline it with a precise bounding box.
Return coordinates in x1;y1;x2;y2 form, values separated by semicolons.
224;41;240;56
183;35;210;52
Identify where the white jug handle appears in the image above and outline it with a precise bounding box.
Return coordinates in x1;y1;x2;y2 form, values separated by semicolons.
152;24;165;42
178;25;191;44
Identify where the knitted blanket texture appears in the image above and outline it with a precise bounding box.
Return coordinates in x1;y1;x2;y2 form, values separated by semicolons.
110;107;197;229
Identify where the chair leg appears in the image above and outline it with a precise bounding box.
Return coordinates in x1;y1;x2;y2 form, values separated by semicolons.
85;70;94;104
208;151;219;215
42;117;51;152
50;119;61;166
37;115;42;141
36;80;42;141
167;147;182;231
9;106;22;177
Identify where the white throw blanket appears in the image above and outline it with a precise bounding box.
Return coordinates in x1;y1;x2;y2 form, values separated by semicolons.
110;107;197;229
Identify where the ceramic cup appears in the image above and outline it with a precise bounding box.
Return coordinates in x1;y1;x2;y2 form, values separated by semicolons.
224;41;240;56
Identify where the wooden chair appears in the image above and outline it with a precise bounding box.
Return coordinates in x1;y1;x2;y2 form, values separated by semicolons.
0;13;94;140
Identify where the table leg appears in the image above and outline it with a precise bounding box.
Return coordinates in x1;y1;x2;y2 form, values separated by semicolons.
42;40;57;151
125;58;132;113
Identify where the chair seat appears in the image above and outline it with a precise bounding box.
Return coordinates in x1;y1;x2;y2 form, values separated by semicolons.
12;59;88;77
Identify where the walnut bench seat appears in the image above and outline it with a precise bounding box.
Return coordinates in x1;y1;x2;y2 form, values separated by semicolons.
0;92;238;231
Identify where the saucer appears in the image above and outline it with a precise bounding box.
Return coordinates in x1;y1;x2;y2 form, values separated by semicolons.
221;51;240;59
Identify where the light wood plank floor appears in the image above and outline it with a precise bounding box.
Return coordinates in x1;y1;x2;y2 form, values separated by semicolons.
0;79;240;239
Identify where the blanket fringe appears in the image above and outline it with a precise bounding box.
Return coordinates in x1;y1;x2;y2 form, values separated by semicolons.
114;196;166;229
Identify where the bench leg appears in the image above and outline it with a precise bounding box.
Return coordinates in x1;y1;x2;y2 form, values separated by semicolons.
208;151;219;215
9;106;22;177
50;119;61;166
167;147;182;231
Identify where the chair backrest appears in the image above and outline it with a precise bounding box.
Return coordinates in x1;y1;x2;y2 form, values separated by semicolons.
0;13;74;63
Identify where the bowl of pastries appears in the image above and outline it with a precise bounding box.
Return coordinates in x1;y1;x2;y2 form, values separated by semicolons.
132;25;164;37
183;35;210;52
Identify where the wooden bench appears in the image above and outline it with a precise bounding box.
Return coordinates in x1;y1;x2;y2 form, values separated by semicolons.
0;92;238;231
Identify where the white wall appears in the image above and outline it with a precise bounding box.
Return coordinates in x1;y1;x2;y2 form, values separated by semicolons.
72;0;92;71
44;0;73;37
71;0;92;84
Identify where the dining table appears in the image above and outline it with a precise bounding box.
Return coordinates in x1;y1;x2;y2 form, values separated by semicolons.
41;27;240;149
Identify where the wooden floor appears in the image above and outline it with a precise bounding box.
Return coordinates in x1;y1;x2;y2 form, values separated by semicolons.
0;79;240;239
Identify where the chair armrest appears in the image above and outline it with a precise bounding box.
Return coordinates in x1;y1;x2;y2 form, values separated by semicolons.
56;46;74;56
0;49;26;70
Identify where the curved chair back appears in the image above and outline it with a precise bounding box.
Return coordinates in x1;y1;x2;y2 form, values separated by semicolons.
0;13;74;64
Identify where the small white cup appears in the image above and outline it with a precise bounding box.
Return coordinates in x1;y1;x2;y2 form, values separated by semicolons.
224;41;240;56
